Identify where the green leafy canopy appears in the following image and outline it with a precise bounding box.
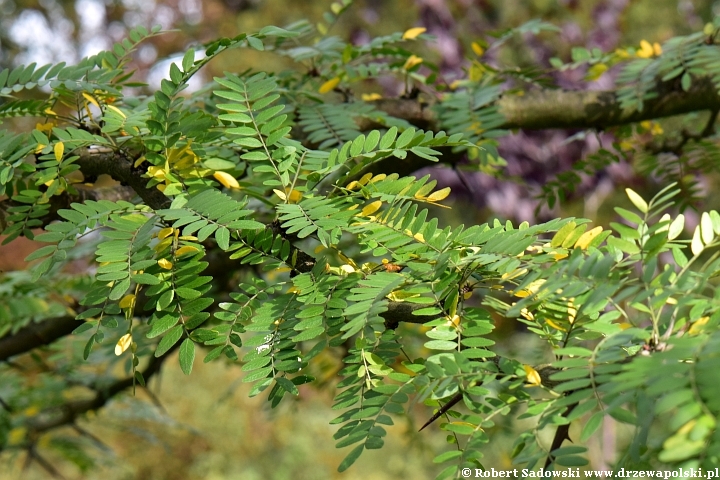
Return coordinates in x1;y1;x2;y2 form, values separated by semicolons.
5;4;720;478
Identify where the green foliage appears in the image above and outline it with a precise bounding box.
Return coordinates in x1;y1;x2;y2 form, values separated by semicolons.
6;6;720;479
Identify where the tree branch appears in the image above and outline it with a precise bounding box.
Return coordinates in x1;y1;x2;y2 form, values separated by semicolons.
372;78;720;132
74;147;170;210
0;316;77;362
27;349;170;434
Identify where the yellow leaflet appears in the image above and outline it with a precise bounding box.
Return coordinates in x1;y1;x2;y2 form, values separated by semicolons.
157;258;173;270
338;252;357;268
361;93;382;101
369;173;386;183
134;156;146;168
54;142;64;162
119;294;136;309
567;299;577;323
447;314;461;328
545;319;567;332
44;108;57;116
36;122;54;134
574;226;603;250
115;333;133;356
82;92;100;109
340;264;355;274
287;189;303;203
691;226;704;256
514;279;545;298
587;63;608;80
213;171;240;189
147;165;167;179
273;189;287;200
689;316;710;335
105;104;126;118
402;27;426;40
471;41;484;56
358;173;373;185
523;365;542;386
427;187;451;202
157;227;174;240
176;245;200;256
319;77;340;94
360;200;382;216
403;55;423;70
637;40;655;58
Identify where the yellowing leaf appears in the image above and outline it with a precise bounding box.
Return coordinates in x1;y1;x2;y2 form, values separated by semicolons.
134;156;146;168
625;188;648;213
360;200;382;216
340;264;356;274
446;314;461;328
413;232;425;243
524;365;542;386
574;226;604;250
158;227;174;240
36;122;54;134
369;174;387;184
514;279;545;298
361;93;382;101
54;142;64;162
520;308;534;321
119;294;136;309
689;316;710;335
471;41;484;56
106;104;126;118
288;189;303;203
319;77;340;94
176;245;200;256
358;173;373;186
403;55;423;70
637;39;655;58
402;27;426;40
545;319;567;332
158;258;173;270
273;189;287;200
82;92;100;108
427;187;451;202
587;63;608;80
213;171;240;189
115;333;132;356
701;212;714;245
691;226;704;256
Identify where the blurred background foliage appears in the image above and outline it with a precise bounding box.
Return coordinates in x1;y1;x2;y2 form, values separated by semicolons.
1;0;718;478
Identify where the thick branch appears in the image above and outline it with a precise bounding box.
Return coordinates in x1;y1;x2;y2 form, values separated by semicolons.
27;350;169;434
0;316;77;362
371;78;720;132
75;148;170;210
